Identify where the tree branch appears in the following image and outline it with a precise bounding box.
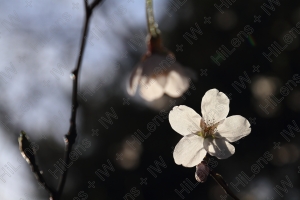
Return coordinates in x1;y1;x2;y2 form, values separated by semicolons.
18;131;55;199
209;168;240;200
55;0;104;199
90;0;102;10
202;154;240;200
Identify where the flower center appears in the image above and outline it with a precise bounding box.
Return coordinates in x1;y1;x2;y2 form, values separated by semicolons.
197;122;219;139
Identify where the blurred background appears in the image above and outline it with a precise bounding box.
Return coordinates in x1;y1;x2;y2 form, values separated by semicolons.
0;0;300;199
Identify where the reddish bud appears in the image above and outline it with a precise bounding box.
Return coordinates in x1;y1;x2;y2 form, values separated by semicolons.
195;161;210;183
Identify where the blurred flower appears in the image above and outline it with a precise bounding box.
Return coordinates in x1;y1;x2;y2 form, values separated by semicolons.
169;89;251;167
117;138;143;170
271;143;300;166
287;90;300;111
128;36;193;101
128;0;194;101
214;10;237;31
251;76;280;99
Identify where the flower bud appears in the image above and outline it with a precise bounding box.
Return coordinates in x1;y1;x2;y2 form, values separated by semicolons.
195;162;210;183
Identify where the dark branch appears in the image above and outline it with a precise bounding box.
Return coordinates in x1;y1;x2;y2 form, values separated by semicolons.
202;154;240;200
55;0;104;199
18;131;55;199
210;169;240;200
90;0;102;10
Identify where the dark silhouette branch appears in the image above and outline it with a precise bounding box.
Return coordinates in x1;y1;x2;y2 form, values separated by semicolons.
203;154;240;200
56;0;104;199
210;169;240;200
18;131;55;199
90;0;103;10
19;1;105;200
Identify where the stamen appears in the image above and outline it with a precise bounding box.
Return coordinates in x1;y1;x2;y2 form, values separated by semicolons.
197;122;219;139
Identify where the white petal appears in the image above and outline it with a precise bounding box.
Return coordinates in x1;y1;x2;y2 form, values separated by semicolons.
127;66;142;95
164;70;190;98
201;89;230;125
173;134;206;167
139;76;164;101
203;138;235;159
154;74;168;88
215;115;251;142
169;105;201;136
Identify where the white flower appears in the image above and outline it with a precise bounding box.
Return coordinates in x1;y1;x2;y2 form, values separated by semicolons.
127;54;192;101
169;89;251;167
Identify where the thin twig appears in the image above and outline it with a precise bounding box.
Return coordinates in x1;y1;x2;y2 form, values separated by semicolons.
90;0;102;10
210;169;240;200
56;0;103;199
202;154;239;200
18;131;55;199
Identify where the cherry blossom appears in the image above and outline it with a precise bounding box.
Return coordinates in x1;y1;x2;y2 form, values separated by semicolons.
128;53;192;101
169;89;251;167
